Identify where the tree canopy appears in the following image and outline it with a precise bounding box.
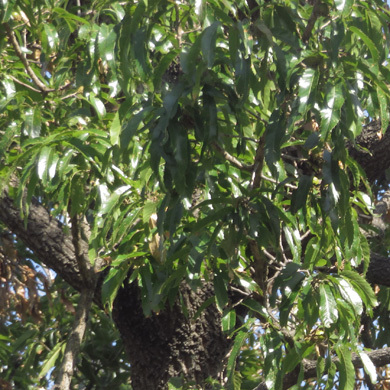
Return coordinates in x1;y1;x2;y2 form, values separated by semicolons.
2;0;390;389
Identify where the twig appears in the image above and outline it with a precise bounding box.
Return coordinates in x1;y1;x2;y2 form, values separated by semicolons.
4;22;55;93
260;174;298;190
211;142;253;171
8;74;42;93
250;136;265;189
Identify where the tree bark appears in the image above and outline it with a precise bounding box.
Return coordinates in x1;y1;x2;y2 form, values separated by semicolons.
348;120;390;184
113;279;231;390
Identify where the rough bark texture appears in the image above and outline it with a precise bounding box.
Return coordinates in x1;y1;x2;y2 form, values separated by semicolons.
112;279;231;390
348;121;390;184
366;252;390;287
0;193;83;291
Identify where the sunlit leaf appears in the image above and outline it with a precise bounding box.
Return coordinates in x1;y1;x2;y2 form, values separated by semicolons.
319;283;338;327
320;84;345;139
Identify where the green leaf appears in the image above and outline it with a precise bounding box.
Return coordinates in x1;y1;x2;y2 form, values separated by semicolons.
168;377;184;390
320;84;345;139
201;21;221;68
341;270;378;315
53;7;90;27
337;277;363;316
214;271;228;312
222;310;236;332
102;260;133;312
1;0;15;22
291;175;312;214
349;26;379;64
24;108;42;138
69;175;86;216
298;68;318;114
319;283;338;327
110;111;121;145
336;345;355;390
37;146;52;180
87;93;106;119
226;330;247;384
335;0;353;16
376;86;389;134
191;207;234;233
358;351;377;383
38;341;65;378
283;225;301;263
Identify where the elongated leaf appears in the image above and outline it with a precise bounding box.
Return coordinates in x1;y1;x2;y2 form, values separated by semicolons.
298;68;318;114
37;146;51;180
24;108;42;138
319;283;338;327
38;341;65;378
341;270;378;314
110;111;121;145
377;86;389;134
337;277;363;316
320;84;345;139
201;22;221;68
291;175;312;214
214;271;228;311
335;0;353;15
349;26;379;64
222;310;236;332
226;329;247;384
359;351;377;383
102;260;133;311
336;345;355;390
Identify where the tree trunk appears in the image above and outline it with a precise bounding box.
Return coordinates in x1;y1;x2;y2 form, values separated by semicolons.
112;279;231;390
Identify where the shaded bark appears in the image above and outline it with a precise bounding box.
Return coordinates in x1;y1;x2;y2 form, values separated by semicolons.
0;193;83;292
113;279;231;390
348;121;390;184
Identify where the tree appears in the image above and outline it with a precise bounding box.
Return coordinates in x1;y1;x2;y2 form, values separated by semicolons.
2;0;390;389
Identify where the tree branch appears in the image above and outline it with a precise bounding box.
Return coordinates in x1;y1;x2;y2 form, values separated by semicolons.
0;190;105;305
211;141;252;171
8;74;42;93
54;287;95;390
4;22;55;93
250;136;265;189
70;215;94;288
302;1;327;43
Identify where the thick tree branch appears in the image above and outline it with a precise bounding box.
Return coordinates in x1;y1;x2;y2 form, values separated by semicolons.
348;120;390;184
70;215;94;287
302;1;328;43
0;193;82;289
54;288;95;390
